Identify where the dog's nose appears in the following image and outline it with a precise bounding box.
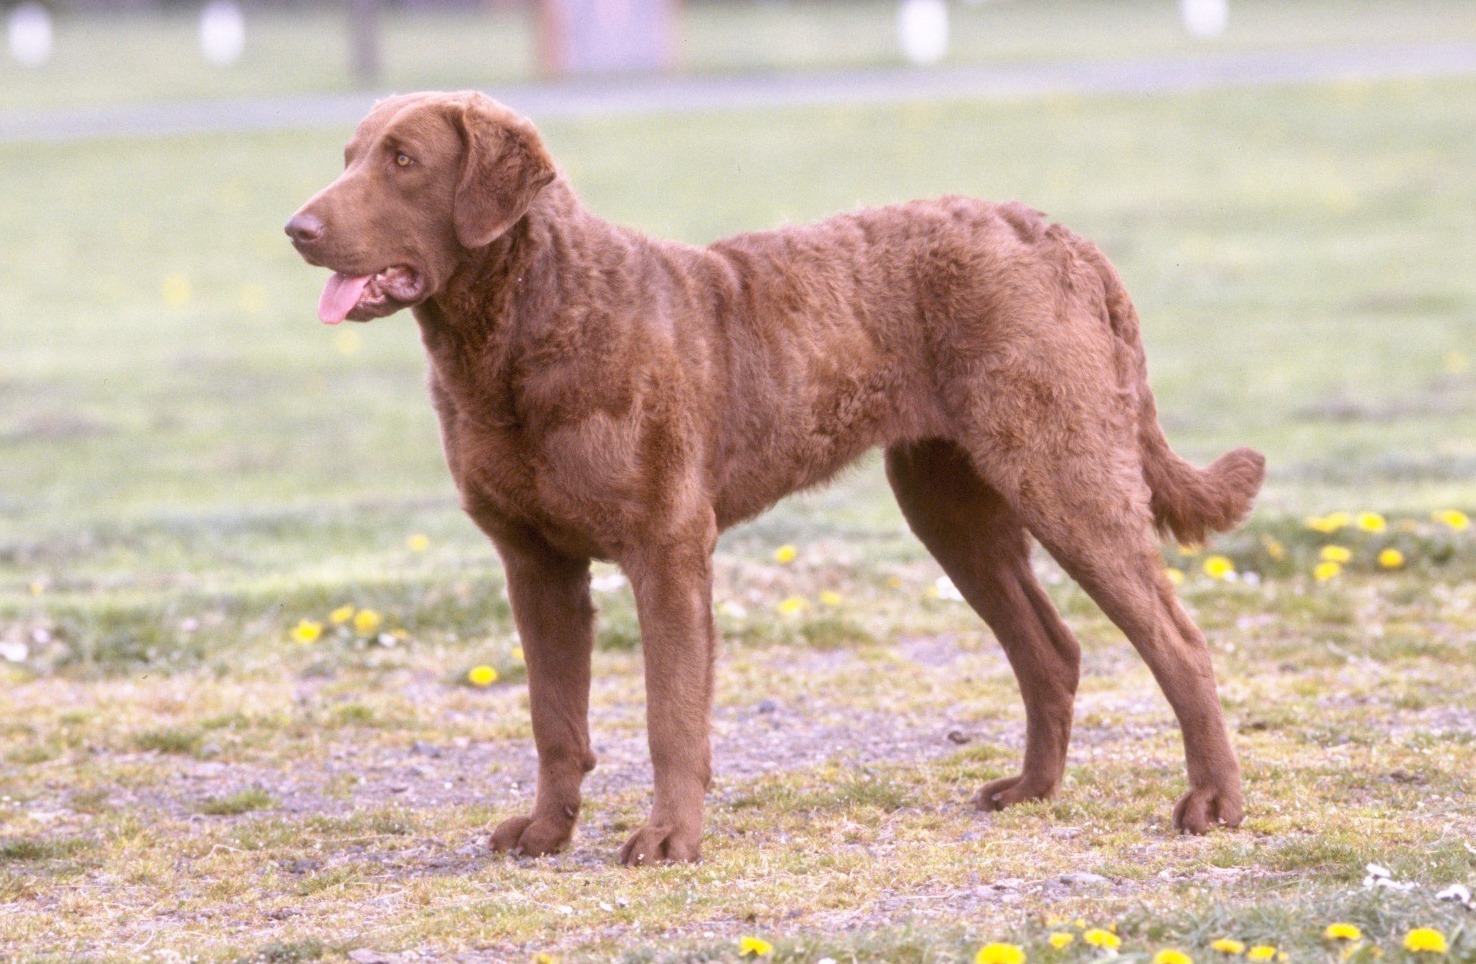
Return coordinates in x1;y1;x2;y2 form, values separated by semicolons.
284;212;324;244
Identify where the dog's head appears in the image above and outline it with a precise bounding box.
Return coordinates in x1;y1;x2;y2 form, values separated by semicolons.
286;91;556;325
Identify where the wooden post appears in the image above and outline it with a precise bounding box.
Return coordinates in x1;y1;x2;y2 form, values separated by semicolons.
348;0;381;86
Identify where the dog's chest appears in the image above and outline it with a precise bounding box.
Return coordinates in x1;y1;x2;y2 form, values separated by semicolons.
436;388;654;558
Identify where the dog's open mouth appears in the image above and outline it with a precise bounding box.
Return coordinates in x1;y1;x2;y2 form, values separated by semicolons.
317;266;425;325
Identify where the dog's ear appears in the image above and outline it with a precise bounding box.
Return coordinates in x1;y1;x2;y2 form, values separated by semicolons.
451;96;556;249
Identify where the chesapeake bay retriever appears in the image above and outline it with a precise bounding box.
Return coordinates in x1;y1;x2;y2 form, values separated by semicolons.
286;92;1265;865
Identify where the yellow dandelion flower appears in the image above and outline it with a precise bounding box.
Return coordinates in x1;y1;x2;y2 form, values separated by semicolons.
738;935;774;957
1377;548;1404;569
406;533;430;553
511;646;525;662
976;943;1026;964
1153;951;1193;964
1325;924;1363;942
1320;545;1352;563
773;544;798;564
1263;537;1285;560
1403;929;1448;954
329;605;355;625
819;589;844;606
1203;555;1235;580
1083;929;1121;950
160;274;192;306
1074;920;1087;930
352;609;382;635
532;954;557;964
1211;939;1245;955
1246;946;1277;962
467;665;498;687
1356;512;1387;533
290;619;322;644
28;580;44;596
1306;512;1350;534
1433;509;1470;532
1312;559;1344;581
1165;567;1185;586
776;596;808;616
1049;933;1076;950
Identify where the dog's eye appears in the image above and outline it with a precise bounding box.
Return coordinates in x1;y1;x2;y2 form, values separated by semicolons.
394;152;413;168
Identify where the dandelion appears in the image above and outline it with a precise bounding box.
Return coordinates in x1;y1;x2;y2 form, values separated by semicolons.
28;580;44;596
467;665;498;687
511;646;524;662
160;274;192;306
776;596;808;616
353;609;382;635
1049;933;1076;950
819;589;843;606
329;605;355;625
1325;924;1363;942
1246;947;1277;962
334;328;362;355
1211;939;1245;955
1165;567;1185;586
533;954;557;964
1356;512;1387;533
1083;929;1121;951
1153;951;1193;964
290;619;322;644
407;533;430;552
1202;555;1235;580
1314;561;1343;582
773;544;798;564
1377;548;1404;569
1307;512;1351;534
1320;545;1353;563
1403;929;1448;954
1433;509;1470;532
738;935;774;958
976;944;1026;964
1262;537;1286;560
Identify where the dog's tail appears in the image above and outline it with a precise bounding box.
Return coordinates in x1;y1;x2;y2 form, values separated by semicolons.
1087;244;1266;546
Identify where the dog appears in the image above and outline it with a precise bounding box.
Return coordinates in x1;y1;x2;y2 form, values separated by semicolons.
286;91;1264;865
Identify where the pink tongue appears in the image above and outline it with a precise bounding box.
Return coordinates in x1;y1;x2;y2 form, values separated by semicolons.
318;272;373;325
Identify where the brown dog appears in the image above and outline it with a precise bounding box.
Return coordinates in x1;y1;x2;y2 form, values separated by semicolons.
287;91;1264;865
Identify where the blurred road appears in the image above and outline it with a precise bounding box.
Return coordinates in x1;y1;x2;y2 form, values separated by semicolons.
4;41;1476;143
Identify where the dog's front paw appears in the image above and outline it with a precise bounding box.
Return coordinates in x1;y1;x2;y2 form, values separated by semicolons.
1172;783;1244;834
488;813;574;857
617;822;701;866
972;773;1055;811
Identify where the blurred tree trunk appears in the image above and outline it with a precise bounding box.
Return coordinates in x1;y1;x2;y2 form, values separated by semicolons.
348;0;381;86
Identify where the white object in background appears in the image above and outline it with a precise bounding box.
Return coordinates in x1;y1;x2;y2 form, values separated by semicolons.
1181;0;1228;38
199;0;245;67
7;2;52;68
898;0;949;66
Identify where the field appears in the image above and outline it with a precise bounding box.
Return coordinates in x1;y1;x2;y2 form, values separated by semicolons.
3;4;1476;961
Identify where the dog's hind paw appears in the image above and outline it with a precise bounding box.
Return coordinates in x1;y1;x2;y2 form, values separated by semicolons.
488;813;574;857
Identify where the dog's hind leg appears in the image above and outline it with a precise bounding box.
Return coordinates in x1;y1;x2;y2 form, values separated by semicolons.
885;439;1081;810
974;441;1244;834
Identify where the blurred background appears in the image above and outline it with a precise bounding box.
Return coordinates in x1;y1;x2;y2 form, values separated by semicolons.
2;0;1475;637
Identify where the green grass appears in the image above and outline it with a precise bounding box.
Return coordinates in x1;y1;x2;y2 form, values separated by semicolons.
2;20;1476;962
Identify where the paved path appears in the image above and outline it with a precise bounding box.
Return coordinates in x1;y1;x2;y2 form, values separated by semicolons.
4;42;1476;144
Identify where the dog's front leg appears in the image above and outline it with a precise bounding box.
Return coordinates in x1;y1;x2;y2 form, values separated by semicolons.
618;521;718;865
487;537;597;857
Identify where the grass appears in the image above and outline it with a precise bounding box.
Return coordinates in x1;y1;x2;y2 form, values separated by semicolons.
3;12;1476;961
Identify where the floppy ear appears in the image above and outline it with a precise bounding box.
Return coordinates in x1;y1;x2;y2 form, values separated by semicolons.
452;97;556;249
